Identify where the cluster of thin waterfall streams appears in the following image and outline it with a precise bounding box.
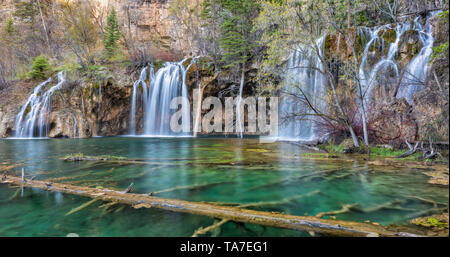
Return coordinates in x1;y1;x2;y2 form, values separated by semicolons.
129;58;195;137
11;13;438;140
279;12;439;141
14;71;71;138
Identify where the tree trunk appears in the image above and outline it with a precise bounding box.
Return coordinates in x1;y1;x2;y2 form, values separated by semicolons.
347;0;351;29
37;0;50;48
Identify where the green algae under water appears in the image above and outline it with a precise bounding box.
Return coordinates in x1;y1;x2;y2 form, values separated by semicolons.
0;137;448;236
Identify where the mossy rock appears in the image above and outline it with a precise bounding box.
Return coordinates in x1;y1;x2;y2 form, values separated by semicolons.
410;213;449;231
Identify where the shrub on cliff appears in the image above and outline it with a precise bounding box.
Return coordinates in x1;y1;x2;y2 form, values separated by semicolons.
29;54;51;80
4;17;14;35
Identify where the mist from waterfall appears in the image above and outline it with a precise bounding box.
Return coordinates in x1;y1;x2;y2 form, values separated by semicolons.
278;36;327;141
129;59;195;137
14;71;66;138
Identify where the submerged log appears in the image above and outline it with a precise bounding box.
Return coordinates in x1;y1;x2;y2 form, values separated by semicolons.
0;175;428;237
192;219;229;237
315;203;359;218
249;169;341;191
65;199;100;216
151;181;234;195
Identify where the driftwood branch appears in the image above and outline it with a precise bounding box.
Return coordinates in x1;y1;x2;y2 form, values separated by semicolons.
419;137;443;160
122;183;134;194
397;140;420;158
0;174;428;237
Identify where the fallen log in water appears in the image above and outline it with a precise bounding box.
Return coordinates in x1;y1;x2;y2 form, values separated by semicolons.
0;174;429;237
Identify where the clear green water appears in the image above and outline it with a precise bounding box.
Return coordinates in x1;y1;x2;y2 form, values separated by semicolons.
0;137;448;236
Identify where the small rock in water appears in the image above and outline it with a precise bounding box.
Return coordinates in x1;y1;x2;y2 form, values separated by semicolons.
66;233;79;237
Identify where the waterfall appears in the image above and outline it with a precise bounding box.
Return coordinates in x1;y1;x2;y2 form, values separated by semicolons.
358;22;409;109
81;90;85;116
129;58;195;137
129;66;151;135
359;13;439;106
276;14;438;142
236;70;244;138
396;14;437;103
14;71;66;138
278;36;327;141
70;113;78;138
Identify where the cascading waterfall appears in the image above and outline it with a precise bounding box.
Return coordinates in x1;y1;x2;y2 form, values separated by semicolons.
129;58;195;136
279;13;438;141
359;13;438;106
81;90;85;115
396;14;437;103
278;36;327;141
129;66;153;135
70;113;78;138
14;71;66;138
236;74;244;138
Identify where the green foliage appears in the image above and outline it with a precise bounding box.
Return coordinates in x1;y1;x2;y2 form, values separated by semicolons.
103;7;121;58
85;65;110;82
219;0;257;68
5;17;14;34
413;217;449;229
322;139;345;154
29;54;50;80
152;59;164;70
431;41;449;62
430;10;449;62
200;0;258;70
369;146;421;159
13;0;36;23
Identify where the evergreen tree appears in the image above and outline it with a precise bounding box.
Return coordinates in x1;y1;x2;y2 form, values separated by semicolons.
103;7;121;58
30;54;50;80
219;0;256;69
5;17;14;34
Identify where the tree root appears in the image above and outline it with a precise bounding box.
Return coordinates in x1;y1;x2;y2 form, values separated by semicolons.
192;219;230;237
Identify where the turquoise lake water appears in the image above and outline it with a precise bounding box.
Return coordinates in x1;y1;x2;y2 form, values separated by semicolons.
0;137;448;236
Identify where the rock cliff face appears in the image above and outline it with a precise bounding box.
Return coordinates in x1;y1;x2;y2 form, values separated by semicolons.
399;0;445;16
105;0;196;55
0;69;133;138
